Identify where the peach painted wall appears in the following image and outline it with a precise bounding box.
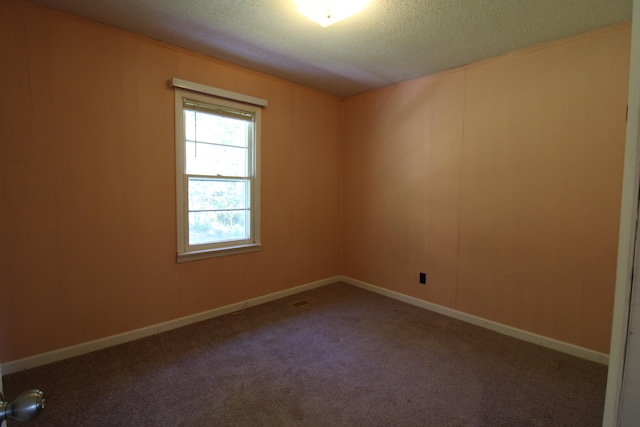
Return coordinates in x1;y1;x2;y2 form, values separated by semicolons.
0;0;631;363
0;0;342;362
342;24;631;353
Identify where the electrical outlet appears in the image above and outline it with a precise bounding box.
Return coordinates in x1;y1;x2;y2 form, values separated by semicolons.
419;272;426;284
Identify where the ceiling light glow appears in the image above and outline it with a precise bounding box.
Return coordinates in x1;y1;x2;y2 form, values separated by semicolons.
296;0;369;27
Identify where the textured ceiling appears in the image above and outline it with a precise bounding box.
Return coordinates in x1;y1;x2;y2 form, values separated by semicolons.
27;0;633;97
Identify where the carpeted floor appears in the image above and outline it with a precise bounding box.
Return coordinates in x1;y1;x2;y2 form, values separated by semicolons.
4;282;607;426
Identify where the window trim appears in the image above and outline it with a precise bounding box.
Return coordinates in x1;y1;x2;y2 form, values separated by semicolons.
172;78;268;108
172;79;265;263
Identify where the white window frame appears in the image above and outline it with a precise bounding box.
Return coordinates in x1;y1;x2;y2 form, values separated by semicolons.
172;79;266;262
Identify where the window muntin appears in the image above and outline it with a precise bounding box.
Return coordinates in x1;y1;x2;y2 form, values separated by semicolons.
175;90;261;261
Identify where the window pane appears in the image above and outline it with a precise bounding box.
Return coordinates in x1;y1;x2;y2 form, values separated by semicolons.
185;142;248;176
185;109;248;147
188;210;250;245
188;178;249;211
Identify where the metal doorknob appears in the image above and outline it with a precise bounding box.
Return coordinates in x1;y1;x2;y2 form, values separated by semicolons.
0;389;45;422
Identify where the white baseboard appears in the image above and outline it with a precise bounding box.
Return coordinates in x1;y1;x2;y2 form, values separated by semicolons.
2;276;339;375
340;276;610;365
2;274;608;374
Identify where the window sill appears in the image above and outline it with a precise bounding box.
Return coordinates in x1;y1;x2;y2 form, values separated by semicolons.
177;243;262;263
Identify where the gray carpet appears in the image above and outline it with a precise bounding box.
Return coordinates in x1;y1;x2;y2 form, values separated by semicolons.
4;282;607;426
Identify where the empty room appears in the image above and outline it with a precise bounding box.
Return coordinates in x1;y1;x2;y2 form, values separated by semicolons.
1;0;640;425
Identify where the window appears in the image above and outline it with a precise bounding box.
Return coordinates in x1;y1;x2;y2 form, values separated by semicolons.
173;80;265;262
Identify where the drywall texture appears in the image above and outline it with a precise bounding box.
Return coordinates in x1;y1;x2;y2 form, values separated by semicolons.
342;24;631;354
0;1;342;362
24;0;633;97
